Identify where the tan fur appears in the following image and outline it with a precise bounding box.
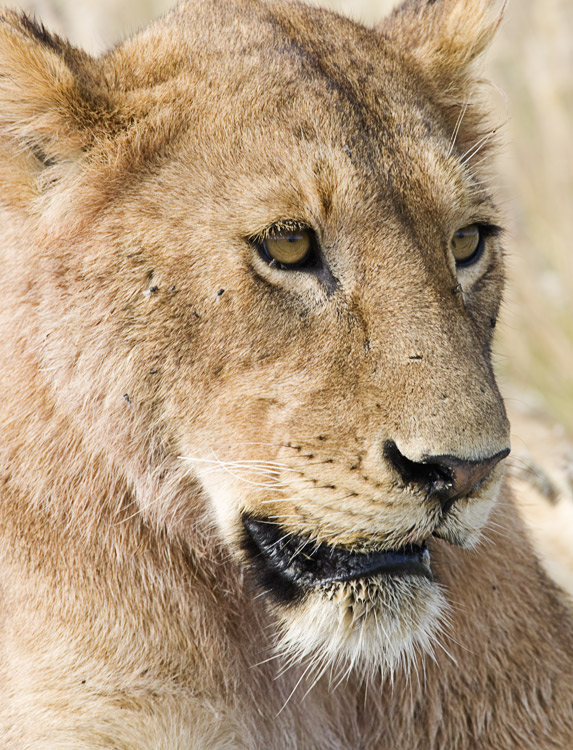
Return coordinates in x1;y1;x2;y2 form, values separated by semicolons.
0;0;572;747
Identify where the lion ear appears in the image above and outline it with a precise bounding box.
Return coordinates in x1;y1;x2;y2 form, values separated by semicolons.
379;0;503;88
0;12;111;204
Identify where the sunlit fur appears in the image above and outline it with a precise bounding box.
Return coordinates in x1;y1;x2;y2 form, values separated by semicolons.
1;1;573;748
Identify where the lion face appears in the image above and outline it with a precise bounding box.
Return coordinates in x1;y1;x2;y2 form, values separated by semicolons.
0;0;510;675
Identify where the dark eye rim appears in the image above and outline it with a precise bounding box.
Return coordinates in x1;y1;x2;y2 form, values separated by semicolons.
454;223;503;268
254;224;319;271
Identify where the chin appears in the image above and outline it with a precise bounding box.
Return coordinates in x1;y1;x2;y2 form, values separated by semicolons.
241;515;448;678
274;575;447;679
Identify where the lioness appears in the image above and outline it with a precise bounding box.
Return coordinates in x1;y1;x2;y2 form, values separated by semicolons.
0;0;572;747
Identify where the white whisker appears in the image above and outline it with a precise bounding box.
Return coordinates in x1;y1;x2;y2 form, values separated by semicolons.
448;101;469;157
460;128;497;166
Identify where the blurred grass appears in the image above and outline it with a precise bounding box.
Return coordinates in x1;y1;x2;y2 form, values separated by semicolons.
5;0;573;432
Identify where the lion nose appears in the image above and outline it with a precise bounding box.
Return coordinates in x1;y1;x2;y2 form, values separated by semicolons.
384;441;510;514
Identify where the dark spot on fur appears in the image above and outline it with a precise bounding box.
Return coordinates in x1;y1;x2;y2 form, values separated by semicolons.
318;435;327;441
490;316;497;329
325;458;334;464
19;14;63;54
306;453;315;459
149;368;158;374
193;310;200;318
170;285;176;292
453;284;463;295
149;285;159;294
123;393;131;404
30;143;57;168
217;288;225;297
386;167;393;190
408;354;423;360
295;120;318;142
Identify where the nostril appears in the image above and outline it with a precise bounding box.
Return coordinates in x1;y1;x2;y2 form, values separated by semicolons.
384;441;453;493
384;440;509;510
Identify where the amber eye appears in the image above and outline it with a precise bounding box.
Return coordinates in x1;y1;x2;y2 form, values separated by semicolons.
451;224;483;266
262;229;313;267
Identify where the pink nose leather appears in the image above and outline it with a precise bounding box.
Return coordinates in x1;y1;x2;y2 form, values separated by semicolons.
384;441;510;513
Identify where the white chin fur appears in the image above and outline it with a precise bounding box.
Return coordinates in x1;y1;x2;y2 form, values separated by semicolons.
274;576;447;681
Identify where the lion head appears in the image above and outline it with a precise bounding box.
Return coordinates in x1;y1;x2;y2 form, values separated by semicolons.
0;0;510;677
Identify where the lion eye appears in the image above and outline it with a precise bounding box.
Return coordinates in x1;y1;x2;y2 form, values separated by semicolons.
451;224;482;266
262;229;312;267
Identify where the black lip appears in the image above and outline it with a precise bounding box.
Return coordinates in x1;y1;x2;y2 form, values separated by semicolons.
242;516;432;601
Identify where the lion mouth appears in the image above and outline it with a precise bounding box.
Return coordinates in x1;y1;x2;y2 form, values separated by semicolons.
242;515;431;602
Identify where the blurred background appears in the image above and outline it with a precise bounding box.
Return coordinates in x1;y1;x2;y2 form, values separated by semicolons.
6;0;571;435
1;0;572;584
